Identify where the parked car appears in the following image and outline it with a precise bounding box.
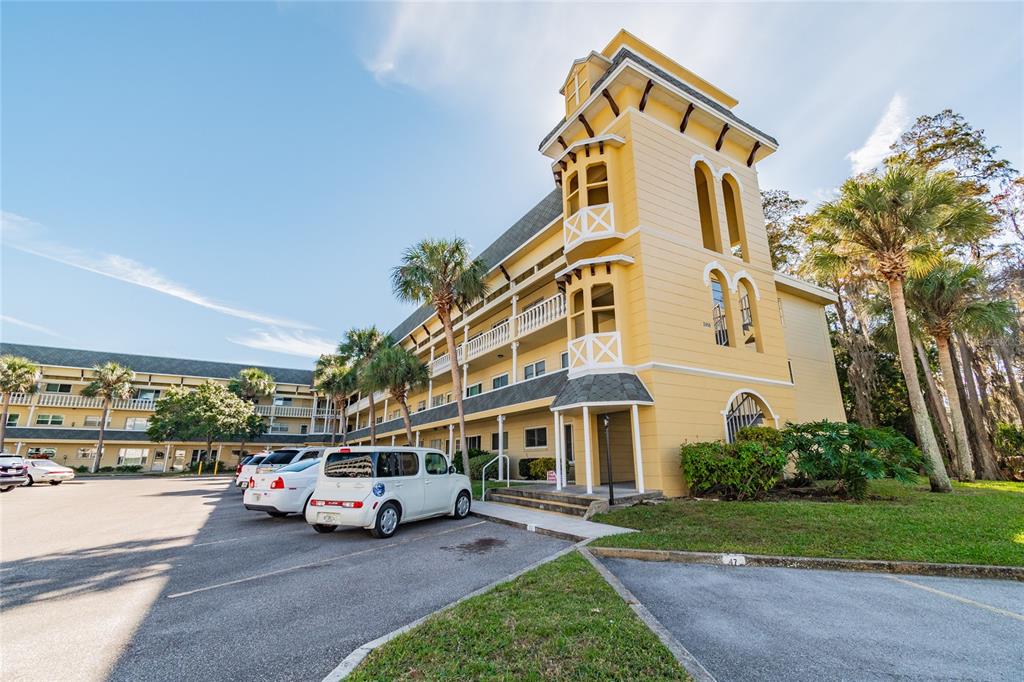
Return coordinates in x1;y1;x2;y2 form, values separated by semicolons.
236;454;269;488
305;447;472;539
255;447;323;473
243;457;321;517
23;459;75;486
0;454;30;492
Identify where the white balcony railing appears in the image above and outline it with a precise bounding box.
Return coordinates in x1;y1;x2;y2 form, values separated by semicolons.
563;203;616;250
9;393;33;406
37;394;103;408
567;332;623;375
112;398;156;411
253;405;340;419
515;292;565;337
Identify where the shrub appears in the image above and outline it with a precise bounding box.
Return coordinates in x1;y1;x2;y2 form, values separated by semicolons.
994;423;1024;481
679;440;787;500
735;426;783;448
114;465;143;473
99;466;114;473
74;465;90;473
452;450;495;480
518;458;538;479
527;457;556;480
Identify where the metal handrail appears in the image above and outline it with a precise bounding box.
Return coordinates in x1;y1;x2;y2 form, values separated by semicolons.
480;453;510;501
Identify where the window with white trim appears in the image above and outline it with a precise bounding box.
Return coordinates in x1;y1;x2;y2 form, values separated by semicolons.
561;351;569;369
273;396;293;406
466;383;482;397
491;432;509;451
270;423;289;433
524;360;546;380
117;448;149;466
525;427;547;449
694;161;721;252
44;383;72;394
6;414;18;427
721;174;748;261
465;435;482;451
36;414;64;426
125;417;149;431
84;415;110;428
28;447;56;457
134;388;161;401
491;374;509;390
586;162;609;206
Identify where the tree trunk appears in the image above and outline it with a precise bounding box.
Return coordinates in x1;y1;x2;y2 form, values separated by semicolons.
996;342;1024;422
340;397;348;445
206;437;214;469
935;335;974;481
93;401;110;474
836;295;876;426
367;393;377;446
440;310;470;475
886;279;952;492
914;338;956;472
955;335;1003;480
0;392;10;452
398;396;414;445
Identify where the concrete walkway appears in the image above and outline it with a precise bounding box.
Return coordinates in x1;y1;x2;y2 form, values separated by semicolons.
471;500;633;541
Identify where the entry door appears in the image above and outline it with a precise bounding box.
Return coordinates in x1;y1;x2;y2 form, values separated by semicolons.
563;423;575;466
422;452;451;514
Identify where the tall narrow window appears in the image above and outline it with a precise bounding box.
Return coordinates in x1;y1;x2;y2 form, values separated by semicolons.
710;273;730;347
721;175;748;261
738;279;762;352
571;289;586;338
586;163;609;206
566;172;580;216
694;162;721;252
590;283;616;333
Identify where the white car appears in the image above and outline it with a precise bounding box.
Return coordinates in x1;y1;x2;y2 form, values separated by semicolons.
0;454;29;492
243;458;321;517
235;454;269;488
305;447;472;539
256;447;323;473
23;459;75;486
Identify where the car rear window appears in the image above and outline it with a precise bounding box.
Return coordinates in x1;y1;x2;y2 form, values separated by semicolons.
239;456;253;466
324;452;373;478
278;459;320;473
247;455;267;465
261;450;300;465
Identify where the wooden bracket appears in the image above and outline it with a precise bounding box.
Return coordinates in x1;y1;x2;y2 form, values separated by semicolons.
715;123;730;151
557;136;568;151
639;79;655;112
746;141;762;167
679;102;695;133
601;88;620;117
499;264;511;282
577;113;595;137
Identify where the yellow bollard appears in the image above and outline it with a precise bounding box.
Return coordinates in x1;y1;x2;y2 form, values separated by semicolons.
197;462;203;477
213;460;219;476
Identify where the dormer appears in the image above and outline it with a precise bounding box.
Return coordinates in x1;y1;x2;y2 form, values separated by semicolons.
560;51;611;117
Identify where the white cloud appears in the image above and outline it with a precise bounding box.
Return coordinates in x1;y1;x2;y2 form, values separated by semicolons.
846;93;910;175
0;314;61;338
1;211;315;330
228;329;335;358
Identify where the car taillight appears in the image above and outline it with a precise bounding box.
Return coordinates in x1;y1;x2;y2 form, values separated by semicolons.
248;477;255;488
236;464;243;474
270;477;285;489
309;499;362;508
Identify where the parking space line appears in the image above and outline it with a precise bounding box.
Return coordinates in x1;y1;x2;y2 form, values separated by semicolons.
166;521;486;599
191;527;310;547
886;575;1024;622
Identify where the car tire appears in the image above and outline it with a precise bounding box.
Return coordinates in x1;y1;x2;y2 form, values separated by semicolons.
23;475;34;487
49;481;62;486
0;486;14;493
453;490;471;519
267;511;289;518
371;502;400;539
312;524;336;534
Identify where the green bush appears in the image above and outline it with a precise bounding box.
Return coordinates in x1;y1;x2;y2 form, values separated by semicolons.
679;440;787;500
451;450;495;480
114;465;143;473
527;457;556;480
735;426;783;448
781;420;924;500
99;466;114;473
74;465;90;473
994;423;1024;480
518;458;539;479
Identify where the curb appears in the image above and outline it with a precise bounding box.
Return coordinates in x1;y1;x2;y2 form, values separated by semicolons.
469;509;587;543
320;541;587;681
588;546;1024;582
579;548;717;682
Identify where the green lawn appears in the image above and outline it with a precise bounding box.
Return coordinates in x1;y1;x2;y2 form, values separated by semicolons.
348;551;689;681
592;479;1024;567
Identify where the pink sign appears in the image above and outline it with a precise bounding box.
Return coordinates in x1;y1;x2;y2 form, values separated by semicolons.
546;470;556;482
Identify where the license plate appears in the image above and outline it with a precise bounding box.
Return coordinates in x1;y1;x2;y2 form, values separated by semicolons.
240;481;248;488
251;493;261;500
318;512;341;524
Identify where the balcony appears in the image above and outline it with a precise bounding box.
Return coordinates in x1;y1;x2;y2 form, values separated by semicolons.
515;292;566;336
567;332;623;376
254;405;341;419
37;394;103;408
563;203;617;252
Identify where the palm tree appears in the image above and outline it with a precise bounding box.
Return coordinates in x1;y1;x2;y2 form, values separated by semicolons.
810;163;992;492
228;367;276;460
339;327;389;446
0;355;40;452
81;362;135;473
392;237;488;474
314;354;355;445
906;262;1013;480
363;345;429;445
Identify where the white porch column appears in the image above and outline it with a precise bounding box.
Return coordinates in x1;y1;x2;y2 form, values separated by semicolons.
553;410;562;491
383;398;389;425
462;363;469;398
428;347;435;406
415;431;421;447
510;342;519;384
510;294;519;338
582;405;594;494
391;434;396;446
497;414;505;481
630;404;646;494
310;395;317;434
15;441;23;455
448;423;455;458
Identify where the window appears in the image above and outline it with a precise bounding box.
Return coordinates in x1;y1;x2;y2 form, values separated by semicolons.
417;400;426;412
566;172;580;215
261;449;299;465
430;439;442;450
465;435;482;451
84;415;110;428
117;448;149;466
525;427;547;449
466;383;482;397
298;449;322;461
737;279;762;352
324;452;373;478
591;283;616;333
585;163;609;206
725;393;769;443
300;424;308;435
425;452;448;475
788;360;794;383
36;414;64;426
273;396;293;406
524;360;546;380
571;289;586;339
44;383;72;394
377;451;418;477
431;395;444;408
278;459;319;473
125;417;149;431
694;161;721;252
491;432;509;451
561;351;569;369
710;272;730;347
77;447;95;459
135;388;161;401
6;414;18;427
375;415;383;424
28;447;57;457
270;423;290;433
721;174;748;261
492;374;509;390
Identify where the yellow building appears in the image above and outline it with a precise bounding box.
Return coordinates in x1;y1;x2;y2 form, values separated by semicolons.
340;31;845;497
0;343;341;471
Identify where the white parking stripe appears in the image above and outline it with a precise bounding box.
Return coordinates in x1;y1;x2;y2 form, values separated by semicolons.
886;575;1024;622
166;521;486;599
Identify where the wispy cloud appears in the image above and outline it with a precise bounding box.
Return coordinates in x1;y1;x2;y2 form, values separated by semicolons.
1;314;61;338
1;211;315;330
846;93;910;175
228;328;335;358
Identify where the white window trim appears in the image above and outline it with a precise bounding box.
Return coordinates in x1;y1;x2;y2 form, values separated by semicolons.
491;373;509;390
524;426;549;450
466;382;483;397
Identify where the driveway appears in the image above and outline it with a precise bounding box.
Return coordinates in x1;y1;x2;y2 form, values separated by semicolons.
1;477;569;681
600;557;1024;681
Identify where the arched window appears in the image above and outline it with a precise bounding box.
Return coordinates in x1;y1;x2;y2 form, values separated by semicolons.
709;272;730;347
693;161;721;252
591;283;616;333
737;278;762;352
571;289;586;338
586;163;609;206
566;172;580;216
721;174;748;261
724;391;770;442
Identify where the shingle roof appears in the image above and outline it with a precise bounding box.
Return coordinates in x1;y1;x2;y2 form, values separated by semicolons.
550;372;654;409
388;189;564;342
345;370;569;441
0;343;313;386
3;427;309;444
539;48;778;151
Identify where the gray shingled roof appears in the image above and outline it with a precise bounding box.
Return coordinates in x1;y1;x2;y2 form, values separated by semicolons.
0;343;313;386
550;372;654;409
539;48;778;151
388;189;564;342
346;370;569;440
3;427;309;444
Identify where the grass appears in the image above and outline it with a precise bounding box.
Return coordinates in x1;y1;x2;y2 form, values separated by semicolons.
348;551;689;681
471;479;535;500
592;479;1024;567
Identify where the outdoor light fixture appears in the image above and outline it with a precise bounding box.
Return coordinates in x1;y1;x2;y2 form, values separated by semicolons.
602;414;615;505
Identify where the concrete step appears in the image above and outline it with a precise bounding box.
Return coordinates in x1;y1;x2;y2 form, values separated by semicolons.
486;486;596;507
470;500;635;542
487;492;590;517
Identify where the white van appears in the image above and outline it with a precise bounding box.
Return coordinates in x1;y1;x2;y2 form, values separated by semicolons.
305;447;472;539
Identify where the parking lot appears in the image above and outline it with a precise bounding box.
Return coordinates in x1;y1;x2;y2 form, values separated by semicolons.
1;476;570;681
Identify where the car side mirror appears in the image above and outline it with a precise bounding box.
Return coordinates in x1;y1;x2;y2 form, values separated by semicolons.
448;465;456;474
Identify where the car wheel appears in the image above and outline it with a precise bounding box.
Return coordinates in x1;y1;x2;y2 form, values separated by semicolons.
312;524;336;534
49;481;62;486
0;486;14;493
23;475;34;487
371;502;400;539
454;490;471;519
267;511;289;518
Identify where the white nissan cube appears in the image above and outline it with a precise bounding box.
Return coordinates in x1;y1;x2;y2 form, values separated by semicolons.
306;447;472;539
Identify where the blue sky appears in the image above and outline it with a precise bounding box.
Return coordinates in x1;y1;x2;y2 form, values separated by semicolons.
2;2;1021;371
